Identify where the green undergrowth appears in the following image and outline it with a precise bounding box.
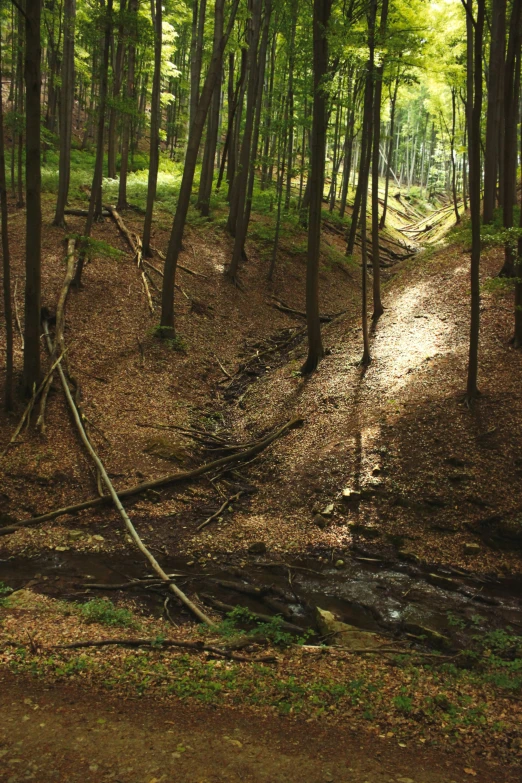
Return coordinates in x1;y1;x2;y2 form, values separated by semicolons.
201;606;314;649
78;598;138;628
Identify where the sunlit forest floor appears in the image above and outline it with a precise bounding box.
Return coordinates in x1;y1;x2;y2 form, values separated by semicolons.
1;173;521;781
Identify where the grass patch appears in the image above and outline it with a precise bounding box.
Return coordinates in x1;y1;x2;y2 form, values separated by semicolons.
79;598;137;628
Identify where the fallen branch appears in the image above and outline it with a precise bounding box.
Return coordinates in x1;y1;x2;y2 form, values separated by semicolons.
1;350;68;457
13;279;23;347
37;238;76;433
269;297;344;323
48;638;276;663
151;246;208;278
197;491;244;531
41;321;215;627
1;417;303;534
105;206;154;313
64;208;111;218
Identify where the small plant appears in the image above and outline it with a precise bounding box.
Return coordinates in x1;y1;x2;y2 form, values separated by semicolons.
0;581;13;607
79;598;137;628
210;605;313;648
393;693;414;714
149;325;188;352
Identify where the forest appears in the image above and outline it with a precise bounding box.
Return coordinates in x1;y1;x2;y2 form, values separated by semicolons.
0;0;522;780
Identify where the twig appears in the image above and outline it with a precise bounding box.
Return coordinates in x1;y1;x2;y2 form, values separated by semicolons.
197;491;244;531
1;418;303;534
215;355;232;379
151;245;209;278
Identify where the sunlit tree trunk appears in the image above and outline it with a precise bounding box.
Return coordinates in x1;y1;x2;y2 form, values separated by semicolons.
142;0;162;255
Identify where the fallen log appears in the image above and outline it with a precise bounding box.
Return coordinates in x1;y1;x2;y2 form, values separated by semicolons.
64;208;111;218
0;417;303;535
41;320;215;627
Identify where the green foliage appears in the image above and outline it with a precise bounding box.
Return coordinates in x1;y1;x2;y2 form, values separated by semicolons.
79;598;137;628
210;606;313;649
0;581;13;607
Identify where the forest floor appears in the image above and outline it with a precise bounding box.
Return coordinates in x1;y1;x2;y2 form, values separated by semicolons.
1;190;521;781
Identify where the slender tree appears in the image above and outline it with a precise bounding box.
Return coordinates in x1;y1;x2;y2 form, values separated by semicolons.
301;0;332;374
23;0;42;395
142;0;162;256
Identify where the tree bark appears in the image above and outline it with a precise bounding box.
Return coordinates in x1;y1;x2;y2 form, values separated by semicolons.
483;0;506;223
142;0;163;255
0;32;13;409
53;0;76;228
117;0;138;210
301;0;332;374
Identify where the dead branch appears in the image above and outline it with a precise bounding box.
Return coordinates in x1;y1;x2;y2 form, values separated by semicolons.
1;417;303;534
13;278;23;347
269;297;344;323
151;245;208;278
1;350;68;457
105;207;154;313
41;321;215;628
41;637;277;662
37;238;76;433
215;355;232;379
197;491;244;531
64;208;111;218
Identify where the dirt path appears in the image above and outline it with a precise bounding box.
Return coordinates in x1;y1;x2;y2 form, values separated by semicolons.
0;672;513;783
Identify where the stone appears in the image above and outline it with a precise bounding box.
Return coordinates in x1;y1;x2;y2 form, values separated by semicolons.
402;621;450;649
464;542;480;555
248;541;267;555
92;534;105;542
334;559;345;568
316;607;382;649
322;503;334;516
427;573;458;591
342;488;361;502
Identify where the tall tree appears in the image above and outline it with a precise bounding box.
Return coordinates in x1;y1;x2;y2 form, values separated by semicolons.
142;0;163;256
0;30;13;409
53;0;76;228
23;0;42;395
301;0;332;374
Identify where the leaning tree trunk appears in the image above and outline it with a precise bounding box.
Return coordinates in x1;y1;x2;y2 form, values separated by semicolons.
23;0;42;395
142;0;162;256
54;0;76;228
301;0;332;374
160;0;240;335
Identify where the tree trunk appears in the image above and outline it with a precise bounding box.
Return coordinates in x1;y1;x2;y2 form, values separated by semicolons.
371;0;389;320
107;0;127;179
379;69;399;228
498;0;522;277
160;0;240;335
0;32;13;409
53;0;76;227
23;0;42;395
450;87;460;223
117;0;138;210
464;0;485;402
142;0;163;255
301;0;332;374
73;0;113;287
483;0;506;223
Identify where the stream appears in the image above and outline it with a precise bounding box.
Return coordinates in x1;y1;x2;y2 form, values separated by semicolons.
1;550;521;650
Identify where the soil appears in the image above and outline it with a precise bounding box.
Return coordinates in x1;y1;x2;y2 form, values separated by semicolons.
0;671;516;783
